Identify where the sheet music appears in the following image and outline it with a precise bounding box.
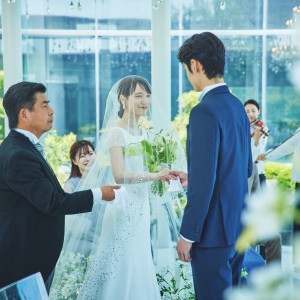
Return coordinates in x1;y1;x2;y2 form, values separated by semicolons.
265;128;300;158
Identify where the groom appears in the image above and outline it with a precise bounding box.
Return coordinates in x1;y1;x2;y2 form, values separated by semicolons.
0;81;120;290
173;33;252;299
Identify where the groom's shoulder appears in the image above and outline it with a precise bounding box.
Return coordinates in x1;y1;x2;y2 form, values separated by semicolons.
190;101;216;121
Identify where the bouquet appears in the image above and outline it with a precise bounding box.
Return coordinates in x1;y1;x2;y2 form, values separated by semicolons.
142;129;178;196
123;128;178;197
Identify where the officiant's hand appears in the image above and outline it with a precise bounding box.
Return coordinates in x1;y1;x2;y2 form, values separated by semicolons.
176;238;192;262
100;185;121;201
163;171;188;188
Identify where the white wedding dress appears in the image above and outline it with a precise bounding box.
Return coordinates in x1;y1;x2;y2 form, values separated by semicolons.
77;127;161;299
50;76;189;300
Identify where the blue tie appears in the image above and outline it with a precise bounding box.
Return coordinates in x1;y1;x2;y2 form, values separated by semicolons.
35;142;46;158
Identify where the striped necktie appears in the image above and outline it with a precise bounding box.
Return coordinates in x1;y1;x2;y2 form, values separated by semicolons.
35;142;46;159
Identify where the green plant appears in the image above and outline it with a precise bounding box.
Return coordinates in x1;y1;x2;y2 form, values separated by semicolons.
172;90;201;150
264;161;295;191
156;263;195;300
78;123;96;136
50;251;91;300
43;130;76;186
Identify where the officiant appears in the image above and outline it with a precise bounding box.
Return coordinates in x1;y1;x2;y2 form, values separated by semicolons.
0;81;120;291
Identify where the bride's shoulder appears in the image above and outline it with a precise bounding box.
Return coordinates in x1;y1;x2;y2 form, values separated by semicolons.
107;126;127;148
109;126;127;136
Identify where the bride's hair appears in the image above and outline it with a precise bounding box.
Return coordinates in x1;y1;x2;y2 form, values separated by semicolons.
117;75;151;118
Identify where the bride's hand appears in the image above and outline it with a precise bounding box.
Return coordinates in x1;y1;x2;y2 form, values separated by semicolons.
150;168;175;181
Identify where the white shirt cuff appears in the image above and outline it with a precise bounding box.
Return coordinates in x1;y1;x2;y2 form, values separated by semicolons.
91;187;103;204
180;234;195;243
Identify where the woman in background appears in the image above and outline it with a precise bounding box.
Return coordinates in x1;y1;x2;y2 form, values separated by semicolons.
64;140;96;193
244;99;269;185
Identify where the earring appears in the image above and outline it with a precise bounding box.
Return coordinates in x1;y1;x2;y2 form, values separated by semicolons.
122;104;125;109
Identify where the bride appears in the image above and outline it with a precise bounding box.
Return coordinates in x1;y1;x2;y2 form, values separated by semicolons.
49;76;188;299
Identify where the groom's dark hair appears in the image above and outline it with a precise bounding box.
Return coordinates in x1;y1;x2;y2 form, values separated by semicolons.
177;32;225;79
3;81;46;129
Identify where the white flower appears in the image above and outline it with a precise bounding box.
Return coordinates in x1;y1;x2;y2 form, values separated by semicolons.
138;116;152;130
241;186;293;241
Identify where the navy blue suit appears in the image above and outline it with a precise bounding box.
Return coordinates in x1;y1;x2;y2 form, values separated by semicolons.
181;85;252;299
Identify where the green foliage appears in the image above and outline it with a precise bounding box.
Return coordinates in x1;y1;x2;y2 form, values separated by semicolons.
42;130;76;186
264;161;295;191
51;251;91;299
156;263;195;300
78;123;96;136
172;90;201;149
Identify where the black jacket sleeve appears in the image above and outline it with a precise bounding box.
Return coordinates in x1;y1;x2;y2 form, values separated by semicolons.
5;148;93;216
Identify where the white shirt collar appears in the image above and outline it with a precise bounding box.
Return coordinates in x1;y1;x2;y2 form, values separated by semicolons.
14;128;40;145
198;83;226;102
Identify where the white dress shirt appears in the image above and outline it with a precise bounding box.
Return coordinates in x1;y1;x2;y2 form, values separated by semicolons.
251;129;268;175
13;128;103;201
197;83;226;102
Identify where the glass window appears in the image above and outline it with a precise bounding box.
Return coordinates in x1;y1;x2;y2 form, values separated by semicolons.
98;36;151;127
179;35;263;103
21;0;96;30
171;36;180;118
267;0;300;29
21;0;151;30
223;36;262;105
0;4;2;29
180;0;262;30
266;35;300;147
23;37;96;141
97;0;151;30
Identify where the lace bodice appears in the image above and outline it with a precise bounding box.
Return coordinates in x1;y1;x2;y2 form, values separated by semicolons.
109;126;147;176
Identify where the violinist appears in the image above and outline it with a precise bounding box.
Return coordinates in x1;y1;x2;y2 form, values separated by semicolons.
244;99;269;185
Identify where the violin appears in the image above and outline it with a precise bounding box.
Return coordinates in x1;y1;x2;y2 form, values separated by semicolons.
250;119;269;137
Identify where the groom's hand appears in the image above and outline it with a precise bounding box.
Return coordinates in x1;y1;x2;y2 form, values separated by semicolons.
100;185;121;201
176;238;192;262
163;171;188;188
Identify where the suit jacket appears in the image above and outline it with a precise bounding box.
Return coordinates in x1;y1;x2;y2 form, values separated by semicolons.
180;85;252;247
0;130;94;288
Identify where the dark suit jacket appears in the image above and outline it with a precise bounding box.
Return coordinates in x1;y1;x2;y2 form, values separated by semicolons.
180;85;252;247
0;130;94;288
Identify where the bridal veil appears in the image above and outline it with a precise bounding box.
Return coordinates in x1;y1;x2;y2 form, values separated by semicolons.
49;76;189;299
